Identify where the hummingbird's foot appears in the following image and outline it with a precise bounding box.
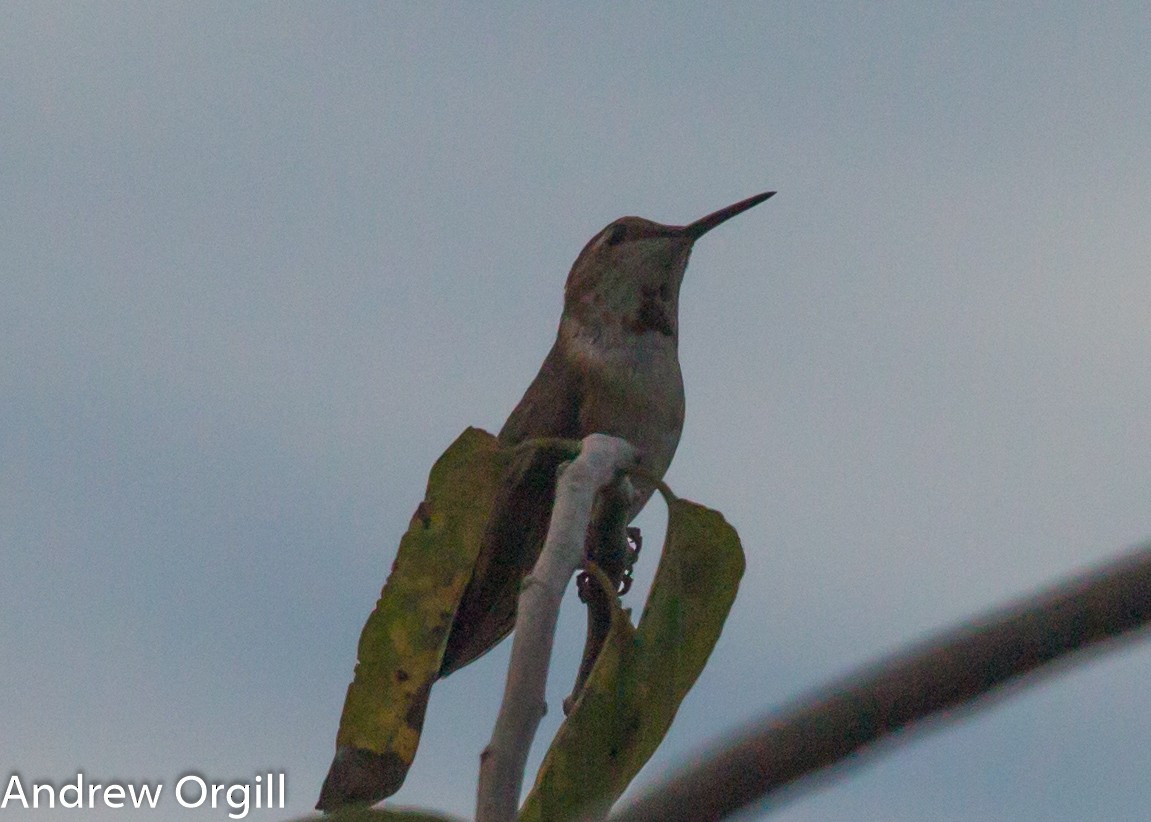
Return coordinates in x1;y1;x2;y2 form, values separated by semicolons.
618;526;643;595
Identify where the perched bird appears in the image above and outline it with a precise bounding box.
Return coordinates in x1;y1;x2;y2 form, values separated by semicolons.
318;191;773;810
443;190;774;674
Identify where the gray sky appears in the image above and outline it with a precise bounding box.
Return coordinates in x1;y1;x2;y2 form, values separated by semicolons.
3;3;1150;820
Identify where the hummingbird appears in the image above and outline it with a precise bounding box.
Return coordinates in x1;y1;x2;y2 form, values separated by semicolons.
317;190;773;810
441;190;775;675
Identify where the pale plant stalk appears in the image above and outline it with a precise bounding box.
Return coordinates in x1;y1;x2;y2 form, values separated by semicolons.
476;434;638;822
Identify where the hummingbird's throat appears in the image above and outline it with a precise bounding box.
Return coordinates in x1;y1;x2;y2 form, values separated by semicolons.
567;267;680;340
565;288;677;344
627;283;675;337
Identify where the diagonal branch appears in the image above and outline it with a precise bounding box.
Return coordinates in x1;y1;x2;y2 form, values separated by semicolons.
611;543;1151;821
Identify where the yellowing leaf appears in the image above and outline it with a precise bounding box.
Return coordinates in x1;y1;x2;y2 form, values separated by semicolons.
324;427;509;803
519;498;745;821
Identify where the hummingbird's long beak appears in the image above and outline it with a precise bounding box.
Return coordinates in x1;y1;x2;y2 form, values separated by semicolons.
684;190;775;239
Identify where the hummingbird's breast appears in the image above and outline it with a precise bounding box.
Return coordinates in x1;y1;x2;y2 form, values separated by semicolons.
562;317;685;487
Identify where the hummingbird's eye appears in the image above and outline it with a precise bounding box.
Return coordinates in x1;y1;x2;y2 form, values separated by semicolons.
604;224;627;246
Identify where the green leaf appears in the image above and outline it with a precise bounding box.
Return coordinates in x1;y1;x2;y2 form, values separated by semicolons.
519;498;745;821
332;427;508;784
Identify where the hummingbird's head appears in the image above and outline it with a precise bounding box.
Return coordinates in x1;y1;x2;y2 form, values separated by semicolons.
562;191;774;340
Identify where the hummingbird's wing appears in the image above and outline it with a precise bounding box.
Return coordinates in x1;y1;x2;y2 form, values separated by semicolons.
496;339;585;446
440;340;586;676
